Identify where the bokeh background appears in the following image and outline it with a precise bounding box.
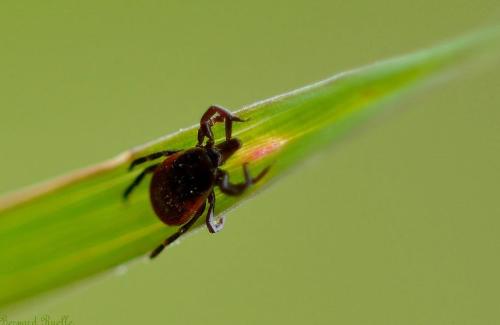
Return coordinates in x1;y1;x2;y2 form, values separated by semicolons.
2;1;500;324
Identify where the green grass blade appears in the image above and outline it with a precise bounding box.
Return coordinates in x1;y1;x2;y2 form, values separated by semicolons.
1;27;499;307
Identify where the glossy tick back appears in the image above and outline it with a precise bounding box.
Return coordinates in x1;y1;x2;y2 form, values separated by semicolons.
123;105;270;258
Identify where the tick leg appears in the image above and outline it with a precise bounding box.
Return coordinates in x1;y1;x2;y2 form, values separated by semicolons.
197;105;245;146
123;163;159;200
128;150;179;171
206;190;225;233
149;203;206;259
216;163;271;196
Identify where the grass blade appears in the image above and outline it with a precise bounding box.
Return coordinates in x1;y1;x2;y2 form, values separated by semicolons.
1;27;499;307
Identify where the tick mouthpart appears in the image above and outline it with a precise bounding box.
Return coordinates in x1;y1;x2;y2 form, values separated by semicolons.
216;138;242;165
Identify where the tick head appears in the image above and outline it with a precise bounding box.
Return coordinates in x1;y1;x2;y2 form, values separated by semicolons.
213;138;242;166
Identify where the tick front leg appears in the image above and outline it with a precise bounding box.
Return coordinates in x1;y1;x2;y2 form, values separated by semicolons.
206;191;225;233
123;163;159;200
197;105;245;146
150;202;206;259
216;163;270;196
128;150;179;171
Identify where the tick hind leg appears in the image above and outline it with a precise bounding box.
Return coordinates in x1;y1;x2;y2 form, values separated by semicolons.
197;105;245;146
150;202;206;259
206;191;224;233
123;163;159;200
216;163;270;196
207;164;270;233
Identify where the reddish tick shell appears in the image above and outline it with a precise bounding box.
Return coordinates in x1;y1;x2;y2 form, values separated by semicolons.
149;148;216;226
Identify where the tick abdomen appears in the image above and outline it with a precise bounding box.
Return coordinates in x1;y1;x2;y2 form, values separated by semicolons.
150;148;215;225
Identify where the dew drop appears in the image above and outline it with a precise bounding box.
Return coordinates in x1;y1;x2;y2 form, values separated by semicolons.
114;265;128;276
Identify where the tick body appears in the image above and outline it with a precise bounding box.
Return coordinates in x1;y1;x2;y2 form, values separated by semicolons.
149;148;215;226
123;105;270;258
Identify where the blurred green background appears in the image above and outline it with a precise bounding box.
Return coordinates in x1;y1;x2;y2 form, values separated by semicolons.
1;1;500;324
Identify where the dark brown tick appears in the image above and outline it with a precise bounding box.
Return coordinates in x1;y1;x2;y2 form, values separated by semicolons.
123;105;270;258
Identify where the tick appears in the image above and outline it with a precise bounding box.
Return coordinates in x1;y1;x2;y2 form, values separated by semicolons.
123;105;270;258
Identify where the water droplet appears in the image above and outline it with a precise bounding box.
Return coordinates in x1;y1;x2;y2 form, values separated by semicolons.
114;265;128;276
